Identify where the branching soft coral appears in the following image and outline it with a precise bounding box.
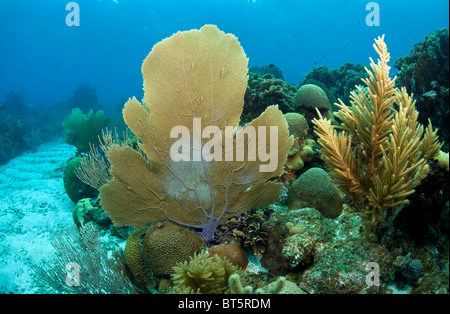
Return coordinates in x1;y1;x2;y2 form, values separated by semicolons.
312;35;442;224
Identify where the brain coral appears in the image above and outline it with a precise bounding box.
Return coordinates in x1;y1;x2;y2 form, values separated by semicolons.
287;167;343;219
143;221;204;276
295;84;330;111
124;227;150;289
283;112;308;139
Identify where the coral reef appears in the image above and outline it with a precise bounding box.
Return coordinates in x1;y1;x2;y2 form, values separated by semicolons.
259;206;386;293
300;62;369;107
72;197;111;231
313;36;442;224
67;83;101;112
387;158;449;246
284;138;315;174
99;25;293;241
394;253;423;285
287;167;343;219
435;150;449;172
212;209;270;256
0;112;26;164
257;276;305;294
0;91;62;164
395;28;449;150
242;72;297;123
249;64;284;80
296;84;330;111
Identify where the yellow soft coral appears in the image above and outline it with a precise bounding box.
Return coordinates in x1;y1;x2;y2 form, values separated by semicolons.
312;36;442;223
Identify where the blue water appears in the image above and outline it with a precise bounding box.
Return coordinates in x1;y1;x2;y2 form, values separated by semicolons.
0;0;448;109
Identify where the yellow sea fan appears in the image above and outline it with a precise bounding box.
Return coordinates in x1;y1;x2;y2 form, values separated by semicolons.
99;25;293;240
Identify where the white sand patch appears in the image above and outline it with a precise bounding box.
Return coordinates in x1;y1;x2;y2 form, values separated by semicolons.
0;140;77;293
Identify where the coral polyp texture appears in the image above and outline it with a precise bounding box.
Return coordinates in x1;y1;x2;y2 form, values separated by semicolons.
142;221;204;276
99;25;294;241
287;167;343;219
283;112;315;174
295;83;333;122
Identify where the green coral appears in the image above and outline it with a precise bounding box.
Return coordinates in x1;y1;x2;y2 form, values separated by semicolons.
63;157;97;203
249;64;284;80
61;108;111;154
242;73;297;123
300;63;368;106
302;79;338;112
287;167;343;219
394;28;449;150
73;198;112;230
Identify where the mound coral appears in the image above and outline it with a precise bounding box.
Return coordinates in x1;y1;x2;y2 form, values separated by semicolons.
283;112;308;139
63;157;97;203
295;84;333;122
123;221;204;290
142;221;204;276
287;167;343;219
312;35;442;224
283;112;315;174
300;63;369;106
99;25;293;241
123;227;149;289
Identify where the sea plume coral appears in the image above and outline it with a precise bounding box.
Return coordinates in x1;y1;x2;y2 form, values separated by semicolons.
99;25;293;240
312;35;442;224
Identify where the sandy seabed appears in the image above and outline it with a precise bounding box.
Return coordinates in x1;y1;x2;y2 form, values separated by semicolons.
0;140;77;293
